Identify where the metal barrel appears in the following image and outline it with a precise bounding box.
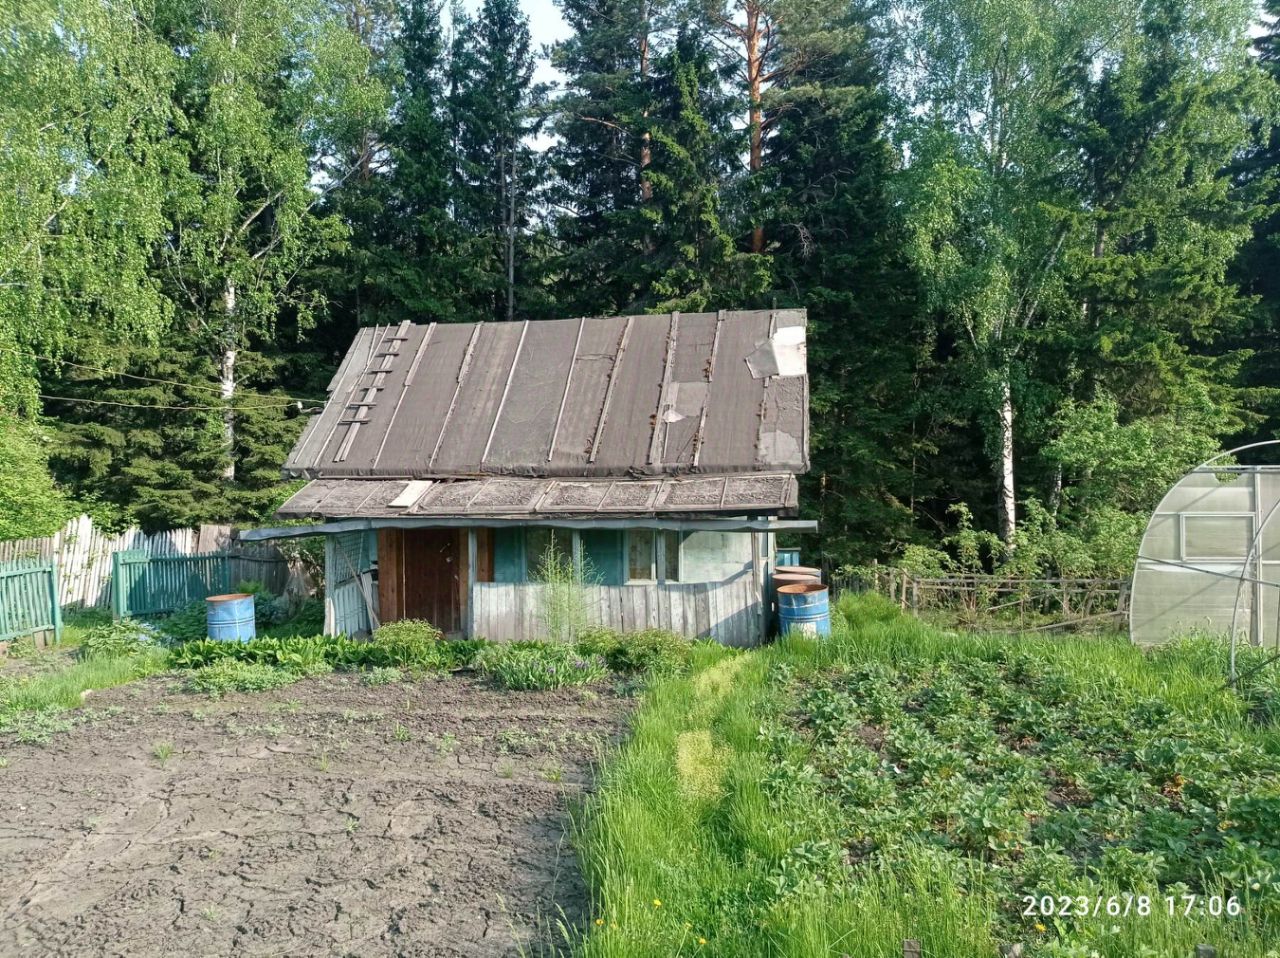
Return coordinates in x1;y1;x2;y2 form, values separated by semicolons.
206;593;256;643
775;565;822;580
777;583;831;638
776;549;801;568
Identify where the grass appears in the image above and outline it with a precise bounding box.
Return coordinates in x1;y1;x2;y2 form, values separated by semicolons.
570;594;1280;957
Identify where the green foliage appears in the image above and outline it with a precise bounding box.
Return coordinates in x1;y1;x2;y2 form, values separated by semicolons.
166;629;478;675
0;417;75;540
362;666;403;686
77;620;157;660
576;628;691;676
476;642;608;690
571;594;1280;958
183;659;299;696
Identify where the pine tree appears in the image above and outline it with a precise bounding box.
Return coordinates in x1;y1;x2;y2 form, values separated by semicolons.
449;0;547;321
640;30;763;310
549;0;675;314
763;2;934;561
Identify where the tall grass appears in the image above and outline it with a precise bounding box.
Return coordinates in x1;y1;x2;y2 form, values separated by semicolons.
569;593;1280;957
2;648;168;714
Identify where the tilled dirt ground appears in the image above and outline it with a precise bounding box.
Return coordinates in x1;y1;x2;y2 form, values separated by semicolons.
0;672;629;957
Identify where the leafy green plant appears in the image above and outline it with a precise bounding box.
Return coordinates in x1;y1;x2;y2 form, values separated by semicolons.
363;666;402;686
476;642;607;690
183;660;297;696
576;627;690;675
78;620;157;659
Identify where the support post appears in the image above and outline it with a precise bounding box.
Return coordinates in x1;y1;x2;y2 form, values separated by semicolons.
467;528;478;639
49;561;63;644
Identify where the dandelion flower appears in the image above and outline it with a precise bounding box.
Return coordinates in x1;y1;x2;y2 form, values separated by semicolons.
699;938;708;945
652;899;662;908
1034;923;1046;933
595;918;604;927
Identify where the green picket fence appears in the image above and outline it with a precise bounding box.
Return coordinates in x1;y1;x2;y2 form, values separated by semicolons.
0;560;63;644
111;550;231;619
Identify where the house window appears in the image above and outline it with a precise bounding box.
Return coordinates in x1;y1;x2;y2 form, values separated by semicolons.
626;529;681;582
525;528;575;581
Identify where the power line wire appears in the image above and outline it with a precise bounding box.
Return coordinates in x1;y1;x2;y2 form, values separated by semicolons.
37;393;319;413
0;345;329;405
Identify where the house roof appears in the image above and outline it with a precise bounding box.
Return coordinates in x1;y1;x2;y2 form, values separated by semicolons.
276;473;799;521
284;309;808;480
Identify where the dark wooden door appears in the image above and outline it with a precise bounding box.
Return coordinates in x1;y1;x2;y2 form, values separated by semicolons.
401;529;463;633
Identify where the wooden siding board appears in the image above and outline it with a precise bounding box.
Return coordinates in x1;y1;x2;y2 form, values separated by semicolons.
470;578;762;645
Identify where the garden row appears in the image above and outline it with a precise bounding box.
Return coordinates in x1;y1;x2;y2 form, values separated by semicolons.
1;588;693;741
569;593;1280;957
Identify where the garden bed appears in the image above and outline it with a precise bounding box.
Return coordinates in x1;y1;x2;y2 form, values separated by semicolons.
0;670;629;956
570;594;1280;957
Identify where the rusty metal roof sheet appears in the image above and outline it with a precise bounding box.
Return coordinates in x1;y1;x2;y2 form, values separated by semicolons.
284;310;808;479
276;474;799;520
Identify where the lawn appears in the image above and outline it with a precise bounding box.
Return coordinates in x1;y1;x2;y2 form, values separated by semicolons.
571;594;1280;957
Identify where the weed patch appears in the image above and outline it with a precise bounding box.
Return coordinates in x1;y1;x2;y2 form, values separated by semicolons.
184;660;298;696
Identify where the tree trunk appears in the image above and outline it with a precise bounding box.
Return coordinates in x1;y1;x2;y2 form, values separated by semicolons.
639;22;652;204
220;280;238;482
996;375;1016;546
504;148;516;323
746;3;764;254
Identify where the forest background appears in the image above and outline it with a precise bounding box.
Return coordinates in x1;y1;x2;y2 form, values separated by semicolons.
5;0;1280;579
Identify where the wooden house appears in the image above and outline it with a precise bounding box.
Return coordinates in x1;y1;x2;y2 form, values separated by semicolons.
242;310;815;644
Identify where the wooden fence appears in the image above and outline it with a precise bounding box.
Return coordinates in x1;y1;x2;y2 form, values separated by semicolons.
0;514;290;610
835;567;1130;631
471;575;764;646
0;561;62;644
110;551;233;619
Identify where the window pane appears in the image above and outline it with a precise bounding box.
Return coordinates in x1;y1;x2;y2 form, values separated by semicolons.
662;530;681;582
628;529;655;581
527;528;573;580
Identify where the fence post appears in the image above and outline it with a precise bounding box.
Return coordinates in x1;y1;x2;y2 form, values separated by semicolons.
903;941;921;958
111;550;124;620
49;561;63;644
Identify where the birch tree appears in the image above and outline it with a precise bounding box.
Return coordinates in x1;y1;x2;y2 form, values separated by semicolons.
896;0;1139;545
154;0;383;480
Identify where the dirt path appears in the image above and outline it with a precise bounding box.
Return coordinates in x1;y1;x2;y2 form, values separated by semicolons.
0;673;628;957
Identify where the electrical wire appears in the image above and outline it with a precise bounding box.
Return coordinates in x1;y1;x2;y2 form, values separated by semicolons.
37;393;321;412
0;345;329;405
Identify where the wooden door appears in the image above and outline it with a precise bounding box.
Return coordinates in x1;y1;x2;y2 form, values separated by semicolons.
402;528;463;633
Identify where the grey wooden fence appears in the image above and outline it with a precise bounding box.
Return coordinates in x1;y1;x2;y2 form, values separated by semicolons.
0;560;62;644
471;575;764;646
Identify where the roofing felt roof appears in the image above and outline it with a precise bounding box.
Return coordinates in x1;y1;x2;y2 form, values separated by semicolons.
284;309;808;479
277;474;799;520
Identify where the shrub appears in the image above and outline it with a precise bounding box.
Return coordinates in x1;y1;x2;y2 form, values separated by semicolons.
576;627;690;675
154;601;210;644
363;666;402;686
477;642;607;690
184;660;297;696
78;620;158;659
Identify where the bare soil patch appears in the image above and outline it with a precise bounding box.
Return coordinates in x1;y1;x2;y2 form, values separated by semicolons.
0;672;629;957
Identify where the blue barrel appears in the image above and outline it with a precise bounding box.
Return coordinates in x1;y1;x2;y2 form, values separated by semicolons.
207;593;256;642
777;583;831;638
776;549;801;567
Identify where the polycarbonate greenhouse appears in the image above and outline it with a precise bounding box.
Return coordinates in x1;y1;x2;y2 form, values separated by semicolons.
1131;442;1280;654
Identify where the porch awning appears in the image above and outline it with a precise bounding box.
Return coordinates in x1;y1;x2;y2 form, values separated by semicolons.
239;515;818;542
276;473;799;521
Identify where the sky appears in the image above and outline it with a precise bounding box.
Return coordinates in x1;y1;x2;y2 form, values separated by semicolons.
463;0;570;86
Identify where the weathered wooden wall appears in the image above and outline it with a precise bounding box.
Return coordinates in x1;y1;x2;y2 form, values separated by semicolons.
0;515;291;609
471;574;764;646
